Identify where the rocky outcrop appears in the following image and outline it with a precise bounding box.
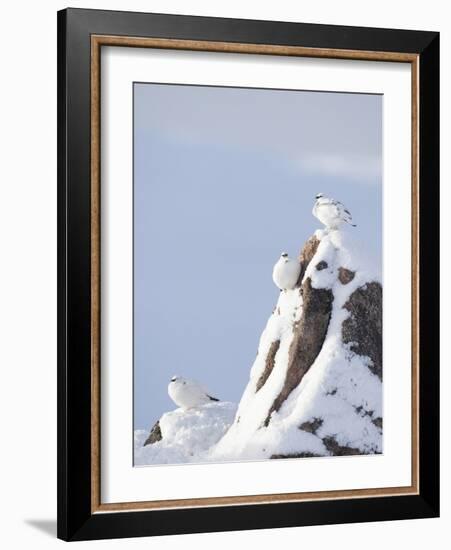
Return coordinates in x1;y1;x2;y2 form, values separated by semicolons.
297;235;320;285
270;451;321;459
342;282;383;380
372;417;383;430
210;228;383;462
265;277;333;425
299;417;323;434
338;267;355;285
262;235;334;425
143;420;162;446
322;436;364;456
255;339;280;392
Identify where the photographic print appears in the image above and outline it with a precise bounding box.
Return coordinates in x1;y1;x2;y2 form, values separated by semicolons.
133;82;383;466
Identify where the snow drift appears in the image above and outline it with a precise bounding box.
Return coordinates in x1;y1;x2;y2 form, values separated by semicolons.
136;227;382;464
135;401;237;465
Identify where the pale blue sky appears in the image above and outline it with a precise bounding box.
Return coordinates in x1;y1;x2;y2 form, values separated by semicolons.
133;83;382;430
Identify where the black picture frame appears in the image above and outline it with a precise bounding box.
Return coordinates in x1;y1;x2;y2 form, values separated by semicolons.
57;7;439;542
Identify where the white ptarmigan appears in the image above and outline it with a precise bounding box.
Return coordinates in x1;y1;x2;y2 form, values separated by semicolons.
168;376;219;410
312;193;356;230
272;252;301;291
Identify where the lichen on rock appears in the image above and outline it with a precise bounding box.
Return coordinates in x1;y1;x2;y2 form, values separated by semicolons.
342;282;383;380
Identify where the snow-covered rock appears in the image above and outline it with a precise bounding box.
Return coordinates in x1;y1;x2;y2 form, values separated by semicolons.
134;401;237;465
136;227;382;465
211;228;382;461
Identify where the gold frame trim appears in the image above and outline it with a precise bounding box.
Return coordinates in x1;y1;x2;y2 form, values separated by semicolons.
90;35;420;514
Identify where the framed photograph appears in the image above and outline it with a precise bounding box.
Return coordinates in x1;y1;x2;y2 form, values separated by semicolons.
57;8;439;541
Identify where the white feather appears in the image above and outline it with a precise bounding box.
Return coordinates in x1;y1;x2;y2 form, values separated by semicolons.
272;254;301;290
312;195;355;229
168;377;218;410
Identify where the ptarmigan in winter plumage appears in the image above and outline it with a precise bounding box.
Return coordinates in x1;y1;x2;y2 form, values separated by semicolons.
168;376;219;410
272;252;301;291
312;193;356;230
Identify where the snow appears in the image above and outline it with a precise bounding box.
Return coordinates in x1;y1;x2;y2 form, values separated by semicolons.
136;227;382;465
134;401;237;465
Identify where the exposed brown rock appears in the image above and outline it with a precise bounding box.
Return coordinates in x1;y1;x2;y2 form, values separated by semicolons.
255;339;280;392
299;417;323;434
372;417;383;430
354;406;383;431
338;267;355;285
270;452;322;459
265;277;333;425
342;282;383;380
322;436;363;456
143;420;162;446
296;235;320;286
316;260;328;271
